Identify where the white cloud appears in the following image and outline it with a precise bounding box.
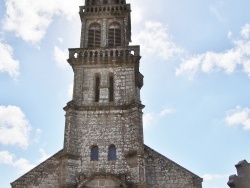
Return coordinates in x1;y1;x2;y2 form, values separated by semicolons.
0;41;20;78
38;148;50;163
176;30;250;79
241;24;250;39
68;83;74;99
176;23;250;79
159;108;175;116
0;148;52;174
57;38;64;44
3;0;82;43
133;21;184;60
0;151;35;174
0;106;31;148
202;174;228;181
143;108;175;128
54;45;68;69
128;0;144;24
225;106;250;130
34;129;42;143
228;31;233;39
143;113;154;128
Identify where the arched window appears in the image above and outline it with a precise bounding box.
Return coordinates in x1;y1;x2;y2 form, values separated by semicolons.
103;0;108;4
88;23;101;47
91;146;99;161
109;74;114;102
108;145;116;161
108;23;121;47
95;75;100;102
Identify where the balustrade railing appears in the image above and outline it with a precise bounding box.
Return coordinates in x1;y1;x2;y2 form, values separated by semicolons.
79;4;130;14
68;46;140;60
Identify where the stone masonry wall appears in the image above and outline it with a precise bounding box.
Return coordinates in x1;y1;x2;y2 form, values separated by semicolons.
144;146;202;188
11;150;63;188
73;65;140;107
64;107;144;185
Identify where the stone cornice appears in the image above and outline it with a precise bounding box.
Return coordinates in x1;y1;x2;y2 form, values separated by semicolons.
63;100;145;112
79;4;131;19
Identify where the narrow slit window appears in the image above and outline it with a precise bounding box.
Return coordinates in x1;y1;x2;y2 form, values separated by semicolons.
91;146;99;161
108;145;116;161
95;75;100;102
108;23;121;47
88;23;101;47
109;75;114;102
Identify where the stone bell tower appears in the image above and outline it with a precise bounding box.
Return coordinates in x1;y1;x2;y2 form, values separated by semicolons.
63;0;146;187
11;1;203;188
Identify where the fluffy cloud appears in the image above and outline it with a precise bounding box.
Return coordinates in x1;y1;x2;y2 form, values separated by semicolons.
54;46;68;69
159;108;175;117
133;21;184;60
143;108;175;128
3;0;82;43
225;106;250;130
0;106;31;148
0;41;20;78
38;148;50;163
143;113;155;128
176;23;250;79
241;24;250;39
0;151;35;174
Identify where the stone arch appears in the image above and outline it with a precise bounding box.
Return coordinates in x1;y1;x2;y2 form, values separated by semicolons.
88;23;101;47
78;175;127;188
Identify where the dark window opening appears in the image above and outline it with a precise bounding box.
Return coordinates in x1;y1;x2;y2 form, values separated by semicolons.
108;23;121;47
103;0;108;4
91;146;99;161
88;23;101;47
108;145;117;161
95;76;100;102
109;75;114;102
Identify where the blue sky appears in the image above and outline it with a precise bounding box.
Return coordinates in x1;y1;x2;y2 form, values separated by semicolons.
0;0;250;187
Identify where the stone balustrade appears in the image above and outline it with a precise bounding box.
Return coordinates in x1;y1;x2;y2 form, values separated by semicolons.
79;4;130;14
68;46;140;60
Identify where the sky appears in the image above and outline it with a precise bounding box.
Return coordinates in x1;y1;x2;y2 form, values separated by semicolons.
0;0;250;187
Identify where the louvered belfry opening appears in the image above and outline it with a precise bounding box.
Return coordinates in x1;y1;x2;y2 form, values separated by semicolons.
108;23;121;47
88;23;101;47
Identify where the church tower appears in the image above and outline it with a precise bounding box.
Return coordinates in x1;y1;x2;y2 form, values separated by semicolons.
63;0;146;187
11;1;203;188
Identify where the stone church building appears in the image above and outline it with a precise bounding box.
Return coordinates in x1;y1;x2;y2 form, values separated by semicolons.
11;0;203;187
